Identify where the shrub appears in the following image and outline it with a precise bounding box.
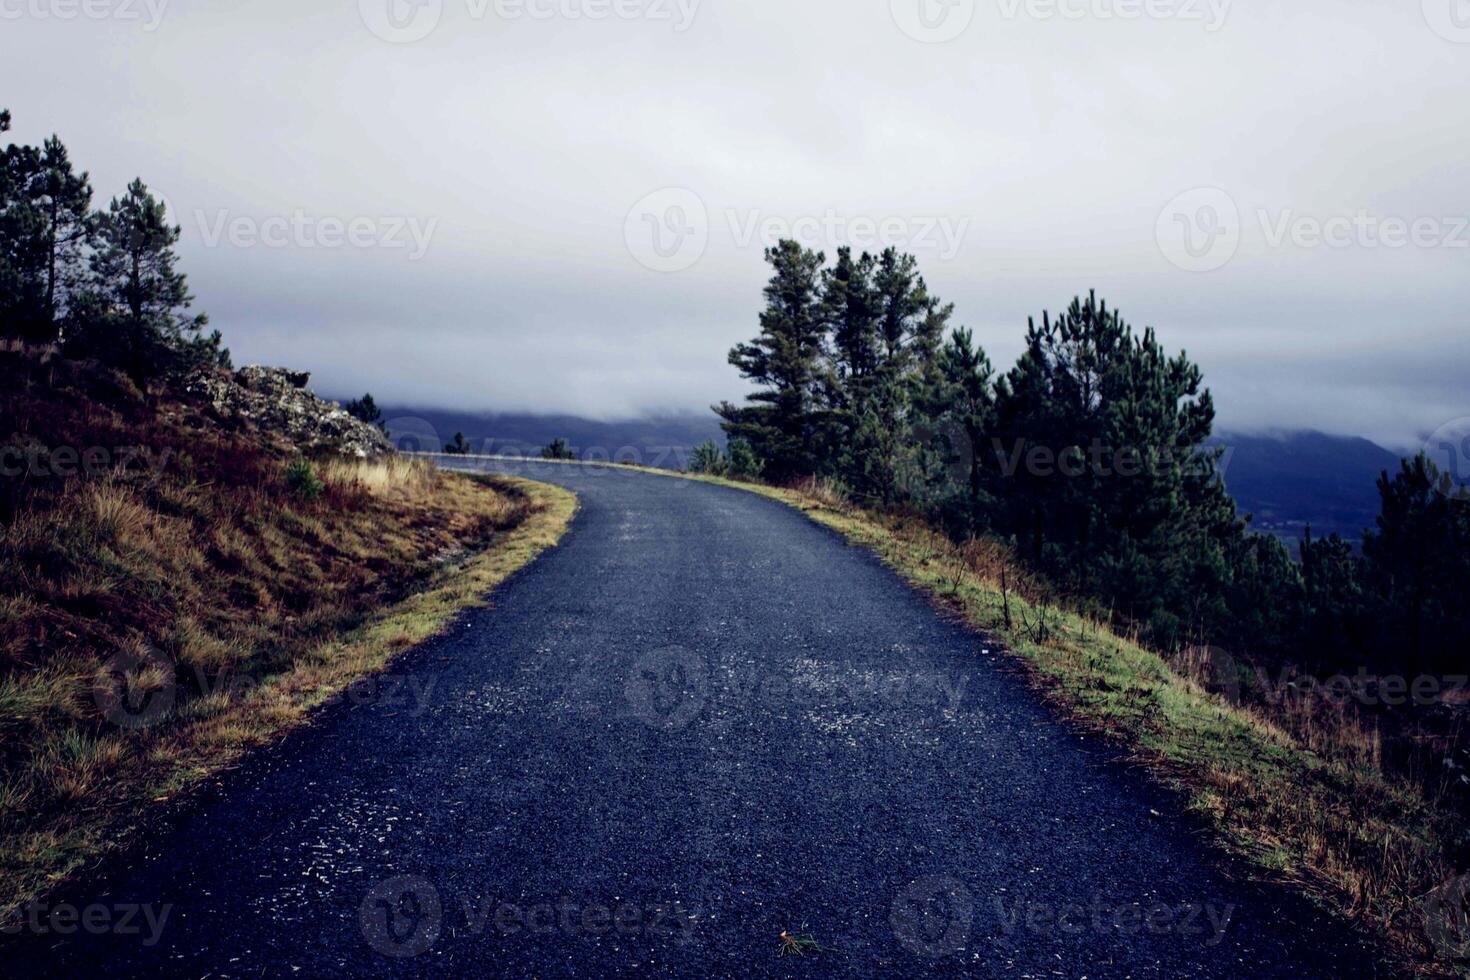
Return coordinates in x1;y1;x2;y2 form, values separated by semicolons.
688;440;727;476
726;438;763;480
540;438;575;461
285;458;324;502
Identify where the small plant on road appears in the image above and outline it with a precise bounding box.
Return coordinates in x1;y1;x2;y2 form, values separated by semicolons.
777;929;833;957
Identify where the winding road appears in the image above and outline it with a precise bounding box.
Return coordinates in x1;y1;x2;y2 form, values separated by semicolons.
7;460;1384;977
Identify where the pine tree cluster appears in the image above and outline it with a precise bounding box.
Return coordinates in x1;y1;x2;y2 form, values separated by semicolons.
0;109;227;377
719;240;1470;674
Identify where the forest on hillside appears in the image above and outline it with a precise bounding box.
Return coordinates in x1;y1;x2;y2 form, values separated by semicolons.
709;242;1470;692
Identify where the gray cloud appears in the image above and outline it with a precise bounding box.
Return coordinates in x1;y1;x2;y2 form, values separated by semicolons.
3;0;1466;445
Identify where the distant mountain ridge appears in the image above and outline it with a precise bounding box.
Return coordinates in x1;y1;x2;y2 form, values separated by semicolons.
359;403;1404;547
1212;430;1401;545
363;406;725;469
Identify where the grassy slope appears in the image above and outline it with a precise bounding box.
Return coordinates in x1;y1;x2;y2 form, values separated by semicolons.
0;359;577;921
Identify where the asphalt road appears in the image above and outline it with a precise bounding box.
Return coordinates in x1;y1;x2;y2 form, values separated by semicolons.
6;459;1386;977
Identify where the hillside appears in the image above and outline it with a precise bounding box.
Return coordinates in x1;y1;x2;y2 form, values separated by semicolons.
0;347;574;918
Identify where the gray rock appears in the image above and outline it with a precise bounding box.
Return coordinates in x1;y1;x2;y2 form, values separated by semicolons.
185;365;392;459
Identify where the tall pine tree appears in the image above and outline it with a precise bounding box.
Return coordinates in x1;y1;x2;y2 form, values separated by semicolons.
716;240;827;482
80;177;220;374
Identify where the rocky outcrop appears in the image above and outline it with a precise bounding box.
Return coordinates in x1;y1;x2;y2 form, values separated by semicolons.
185;365;392;458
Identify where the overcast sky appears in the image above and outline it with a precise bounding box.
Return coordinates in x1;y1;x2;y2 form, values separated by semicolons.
4;0;1467;449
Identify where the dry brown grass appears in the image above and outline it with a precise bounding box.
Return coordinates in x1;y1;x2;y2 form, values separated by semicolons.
320;455;440;499
0;352;577;923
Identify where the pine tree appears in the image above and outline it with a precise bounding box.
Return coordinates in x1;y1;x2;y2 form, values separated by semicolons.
80;178;216;374
688;440;726;475
727;438;764;480
541;438;575;460
345;393;385;429
36;136;94;340
0;123;95;343
1299;526;1367;668
716;240;827;482
989;292;1244;646
0;115;48;340
818;247;880;477
1362;454;1470;675
932;326;995;531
